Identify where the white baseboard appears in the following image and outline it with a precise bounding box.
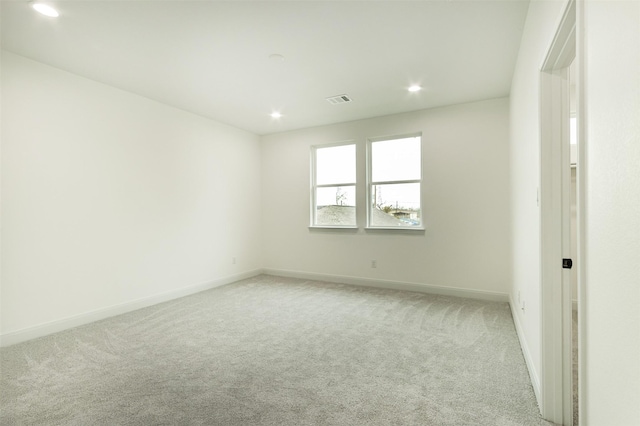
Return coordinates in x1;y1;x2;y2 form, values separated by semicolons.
509;295;541;408
0;269;262;348
263;268;509;302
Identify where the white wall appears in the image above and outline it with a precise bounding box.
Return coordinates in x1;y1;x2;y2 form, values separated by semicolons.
582;1;640;423
508;0;570;395
0;51;262;344
261;98;511;298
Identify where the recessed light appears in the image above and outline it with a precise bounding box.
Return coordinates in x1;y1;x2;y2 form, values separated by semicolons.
270;112;282;119
408;85;422;93
31;2;59;17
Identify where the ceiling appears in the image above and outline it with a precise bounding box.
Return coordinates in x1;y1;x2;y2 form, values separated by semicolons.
1;1;530;135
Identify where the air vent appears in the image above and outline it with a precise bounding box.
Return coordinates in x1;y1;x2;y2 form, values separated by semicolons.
326;94;353;105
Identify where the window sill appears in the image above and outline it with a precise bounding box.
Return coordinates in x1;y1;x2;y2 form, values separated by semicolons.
309;225;359;230
365;226;425;233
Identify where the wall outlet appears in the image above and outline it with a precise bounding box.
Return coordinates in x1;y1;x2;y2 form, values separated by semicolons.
232;257;236;265
521;300;526;312
371;260;377;268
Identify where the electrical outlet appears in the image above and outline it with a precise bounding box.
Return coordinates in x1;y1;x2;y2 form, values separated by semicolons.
232;257;236;265
371;260;377;269
521;300;526;312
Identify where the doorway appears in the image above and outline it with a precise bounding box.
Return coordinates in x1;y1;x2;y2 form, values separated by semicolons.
538;0;579;424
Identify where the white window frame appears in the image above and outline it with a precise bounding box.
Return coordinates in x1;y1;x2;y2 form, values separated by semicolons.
310;141;358;229
366;133;424;230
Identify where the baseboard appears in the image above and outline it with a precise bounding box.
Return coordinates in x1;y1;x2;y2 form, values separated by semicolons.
0;269;262;348
509;295;541;408
262;268;509;302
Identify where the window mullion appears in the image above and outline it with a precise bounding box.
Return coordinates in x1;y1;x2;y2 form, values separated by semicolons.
370;179;421;186
315;183;356;189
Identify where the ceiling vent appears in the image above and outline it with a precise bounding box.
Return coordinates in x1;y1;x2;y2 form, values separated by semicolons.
326;94;353;105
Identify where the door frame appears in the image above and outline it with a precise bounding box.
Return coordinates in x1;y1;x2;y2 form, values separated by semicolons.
538;0;578;424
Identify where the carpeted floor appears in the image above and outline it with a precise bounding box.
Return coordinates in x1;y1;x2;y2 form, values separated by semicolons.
1;275;555;425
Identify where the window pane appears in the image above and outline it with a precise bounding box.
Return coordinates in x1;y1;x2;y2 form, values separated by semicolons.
370;183;421;227
315;185;356;226
316;144;356;185
371;136;421;182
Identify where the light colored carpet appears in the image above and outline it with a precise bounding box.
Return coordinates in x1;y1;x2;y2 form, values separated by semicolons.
1;275;554;425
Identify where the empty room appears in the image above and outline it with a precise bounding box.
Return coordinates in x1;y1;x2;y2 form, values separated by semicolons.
1;1;638;425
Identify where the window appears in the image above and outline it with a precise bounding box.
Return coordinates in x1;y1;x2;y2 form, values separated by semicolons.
311;142;356;227
367;134;422;228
